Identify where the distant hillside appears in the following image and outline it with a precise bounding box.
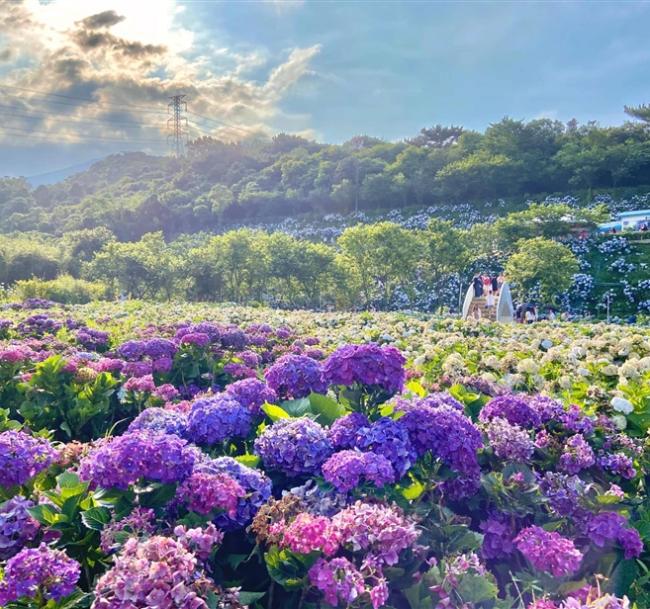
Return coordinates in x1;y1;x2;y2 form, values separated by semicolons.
26;159;101;187
1;117;650;239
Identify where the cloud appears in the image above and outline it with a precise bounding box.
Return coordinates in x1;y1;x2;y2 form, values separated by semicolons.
0;0;321;149
78;10;125;29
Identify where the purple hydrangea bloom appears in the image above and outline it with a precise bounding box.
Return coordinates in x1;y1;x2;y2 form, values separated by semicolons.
76;328;110;351
515;526;583;577
525;395;565;423
180;332;211;348
224;378;278;416
322;449;395;492
539;472;587;518
196;457;272;529
400;403;482;476
327;412;370;450
586;512;643;558
558;405;595;436
176;471;245;516
219;326;247;349
309;557;365;607
559;434;595;474
142;338;177;359
486;417;535;462
116;339;146;361
0;431;57;489
480;395;542;429
255;417;333;476
128;407;188;437
599;453;637;479
78;431;197;490
187;394;253;446
0;543;80;605
264;354;327;399
354;417;416;478
480;512;517;560
0;496;40;560
322;343;406;395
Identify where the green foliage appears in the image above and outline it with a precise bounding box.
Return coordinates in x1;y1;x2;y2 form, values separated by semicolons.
18;355;119;441
504;237;580;304
14;275;110;304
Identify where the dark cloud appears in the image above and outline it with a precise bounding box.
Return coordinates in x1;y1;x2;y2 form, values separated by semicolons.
78;10;125;30
0;48;12;62
73;29;166;58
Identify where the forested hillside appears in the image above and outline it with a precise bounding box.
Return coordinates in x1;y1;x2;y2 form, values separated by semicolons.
2;115;650;239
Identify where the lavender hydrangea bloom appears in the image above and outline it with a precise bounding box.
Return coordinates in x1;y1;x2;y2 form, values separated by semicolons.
559;434;595;474
327;412;370;450
255;417;333;476
76;328;110;351
0;431;57;489
486;417;535;462
197;457;272;529
322;343;406;395
599;453;636;479
480;512;517;560
515;526;583;577
78;431;197;490
479;395;542;429
187;394;253;446
180;332;211;347
539;472;587;518
93;536;215;609
400;403;482;476
0;543;80;605
355;417;416;478
224;378;278;415
0;496;40;560
322;450;395;492
142;338;177;359
128;407;188;437
264;354;327;399
116;339;146;361
586;512;643;558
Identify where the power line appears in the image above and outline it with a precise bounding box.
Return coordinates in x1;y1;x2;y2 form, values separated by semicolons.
0;124;166;145
0;108;159;130
187;110;258;135
0;82;168;115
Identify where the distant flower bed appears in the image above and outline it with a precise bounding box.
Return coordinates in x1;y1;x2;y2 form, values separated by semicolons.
0;301;648;609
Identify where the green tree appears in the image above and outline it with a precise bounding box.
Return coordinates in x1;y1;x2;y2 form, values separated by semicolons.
337;222;425;308
504;237;579;304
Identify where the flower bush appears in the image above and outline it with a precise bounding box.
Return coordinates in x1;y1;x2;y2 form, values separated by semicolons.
0;301;647;609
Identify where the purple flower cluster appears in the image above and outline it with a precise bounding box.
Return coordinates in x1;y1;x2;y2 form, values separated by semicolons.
599;453;636;479
322;450;395;492
327;412;370;450
93;536;215;609
515;526;583;577
559;434;595;474
195;457;272;529
480;395;541;429
400;401;482;493
176;471;246;516
78;431;197;490
480;512;517;560
354;417;416;478
264;354;326;399
331;501;420;566
586;512;643;559
0;431;57;489
128;407;188;437
486;417;535;462
100;508;156;554
255;417;333;476
76;328;110;351
322;343;406;395
0;496;40;560
224;378;278;415
309;557;365;607
186;394;252;446
0;543;80;605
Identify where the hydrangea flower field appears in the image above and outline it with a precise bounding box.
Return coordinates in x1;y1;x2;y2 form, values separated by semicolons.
0;299;649;609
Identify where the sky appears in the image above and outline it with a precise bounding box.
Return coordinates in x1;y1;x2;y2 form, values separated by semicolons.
1;0;649;177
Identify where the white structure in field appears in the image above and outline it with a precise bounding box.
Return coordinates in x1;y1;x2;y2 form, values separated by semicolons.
598;209;650;233
461;282;514;323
